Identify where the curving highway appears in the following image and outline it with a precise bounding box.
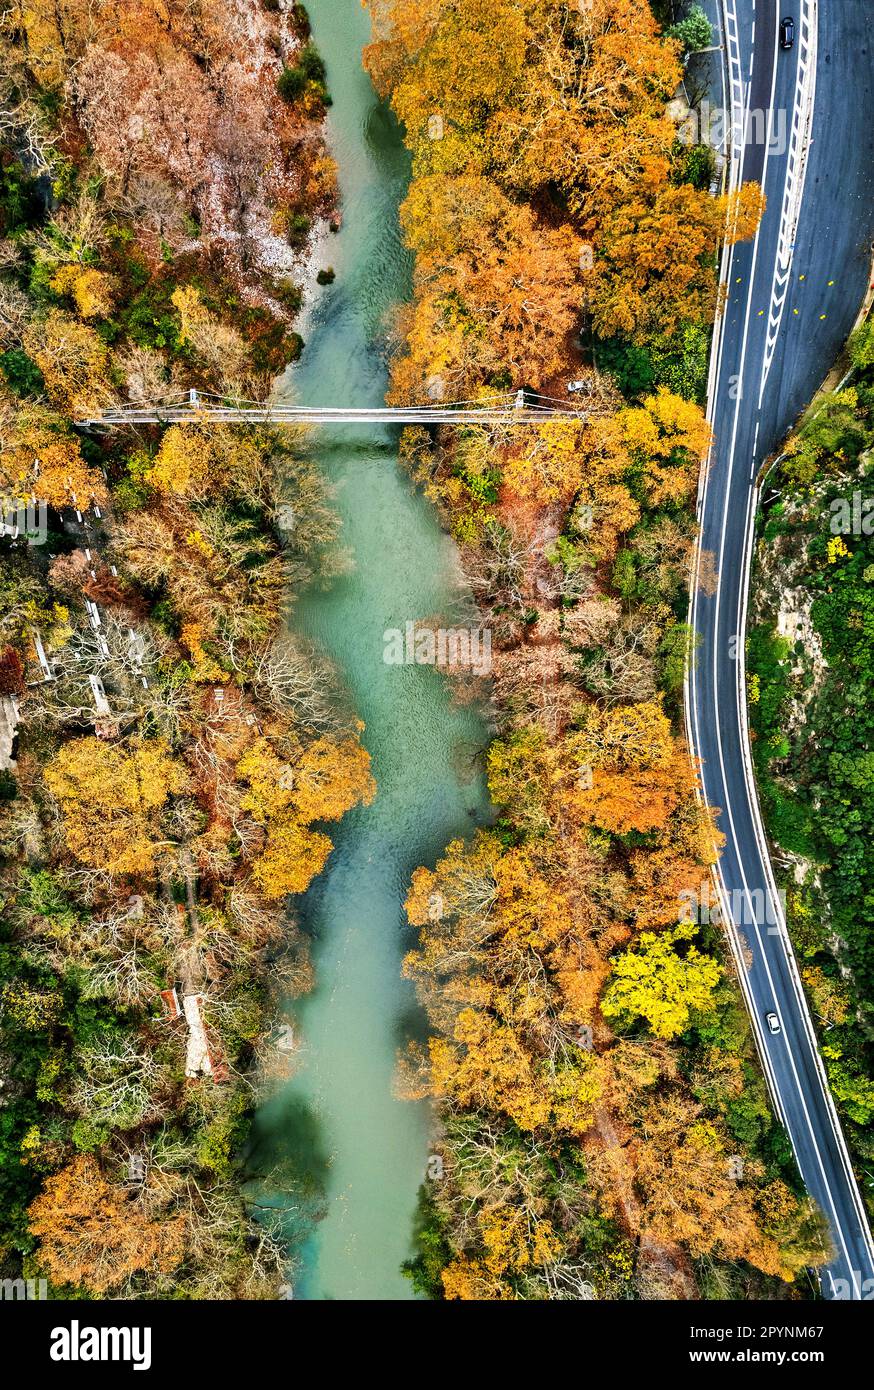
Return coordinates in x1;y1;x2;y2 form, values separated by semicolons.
688;0;874;1298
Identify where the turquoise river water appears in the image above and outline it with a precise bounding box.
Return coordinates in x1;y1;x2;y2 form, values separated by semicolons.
246;0;492;1300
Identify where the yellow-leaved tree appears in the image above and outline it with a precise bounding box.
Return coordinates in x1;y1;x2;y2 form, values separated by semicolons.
50;264;115;320
0;397;108;509
602;922;721;1039
236;733;375;899
619;387;713;506
147;423;269;504
44;737;188;876
23;310;112;419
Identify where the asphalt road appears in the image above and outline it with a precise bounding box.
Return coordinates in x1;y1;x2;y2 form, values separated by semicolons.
688;0;874;1298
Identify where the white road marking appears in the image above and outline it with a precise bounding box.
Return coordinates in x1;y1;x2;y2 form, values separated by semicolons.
759;0;818;403
687;0;874;1296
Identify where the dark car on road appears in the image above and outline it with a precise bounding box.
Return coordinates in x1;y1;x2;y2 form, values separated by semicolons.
780;16;795;49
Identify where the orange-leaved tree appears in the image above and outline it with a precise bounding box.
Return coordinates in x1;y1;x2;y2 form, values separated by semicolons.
28;1155;187;1293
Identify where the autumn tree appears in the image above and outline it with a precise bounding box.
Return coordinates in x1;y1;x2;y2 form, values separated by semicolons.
502;421;588;504
424;1020;604;1137
722;181;768;243
236;733;375;900
588;174;763;342
630;1095;827;1279
368;0;682;212
488;0;683;212
403;824;605;1135
116;500;287;646
569;760;689;836
23;310;111;418
391;174;580;396
148;425;217;500
29;1155;187;1294
44;736;187;876
0;394;108;509
147;423;273;507
430;1008;549;1131
50;263;115;320
570;699;675;770
368;0;531;151
591;175;721;340
619;387;713;506
0;0;101;85
559;701;695;835
441;1205;561;1300
367;0;758;357
486;725;555;835
171;286;251;393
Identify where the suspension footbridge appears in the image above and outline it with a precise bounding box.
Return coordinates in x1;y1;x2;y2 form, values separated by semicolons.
77;388;589;428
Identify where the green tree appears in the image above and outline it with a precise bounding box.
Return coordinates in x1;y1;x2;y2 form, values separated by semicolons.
667;6;714;52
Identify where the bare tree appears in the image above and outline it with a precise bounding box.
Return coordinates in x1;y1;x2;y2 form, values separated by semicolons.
27;188;109;267
73;1033;162;1129
0;74;59;171
0;279;30;346
580;608;667;703
538;1261;597;1300
114;344;184;406
25;608;170;733
180;1177;285;1299
461;519;532;612
223;633;347;735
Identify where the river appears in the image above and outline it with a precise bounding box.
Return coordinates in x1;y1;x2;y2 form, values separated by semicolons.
246;0;492;1301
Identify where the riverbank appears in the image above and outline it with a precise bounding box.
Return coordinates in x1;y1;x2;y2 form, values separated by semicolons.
246;0;494;1301
367;0;822;1300
0;0;368;1299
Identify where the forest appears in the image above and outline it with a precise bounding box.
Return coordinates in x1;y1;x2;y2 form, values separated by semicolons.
364;0;829;1300
0;0;373;1297
0;0;858;1305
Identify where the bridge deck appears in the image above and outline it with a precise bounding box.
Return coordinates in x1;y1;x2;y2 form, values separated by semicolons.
78;404;586;427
